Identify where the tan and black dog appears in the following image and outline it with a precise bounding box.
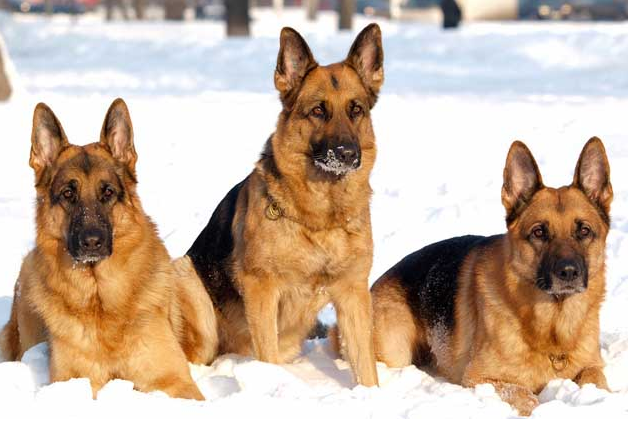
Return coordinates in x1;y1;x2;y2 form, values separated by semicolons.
0;99;210;400
178;24;384;386
371;138;612;415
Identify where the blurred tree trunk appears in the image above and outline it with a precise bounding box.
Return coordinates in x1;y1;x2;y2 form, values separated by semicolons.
0;37;12;102
165;0;186;20
44;0;53;15
306;0;318;21
339;0;354;30
106;0;130;20
106;0;114;20
273;0;283;15
226;0;250;37
133;0;147;19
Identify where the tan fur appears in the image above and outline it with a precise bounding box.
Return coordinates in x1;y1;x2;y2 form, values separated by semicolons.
0;100;204;400
179;25;384;386
372;138;612;415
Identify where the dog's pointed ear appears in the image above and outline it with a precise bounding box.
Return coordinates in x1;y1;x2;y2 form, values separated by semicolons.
573;136;613;218
274;27;318;106
502;141;544;223
345;23;384;106
30;103;68;183
100;98;137;174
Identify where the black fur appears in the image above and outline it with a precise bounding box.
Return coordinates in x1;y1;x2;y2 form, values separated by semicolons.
378;235;502;330
186;179;247;310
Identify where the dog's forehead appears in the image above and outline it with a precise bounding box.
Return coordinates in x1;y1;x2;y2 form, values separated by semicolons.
519;187;603;229
52;143;118;182
305;63;366;97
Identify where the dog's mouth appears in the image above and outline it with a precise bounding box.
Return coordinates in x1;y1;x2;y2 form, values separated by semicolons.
71;252;111;266
312;149;361;176
545;285;586;301
537;276;586;301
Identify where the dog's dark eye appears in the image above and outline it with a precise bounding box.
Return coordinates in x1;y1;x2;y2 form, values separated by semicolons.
578;225;591;239
311;106;325;119
102;186;115;201
62;189;75;201
350;104;363;118
531;225;547;240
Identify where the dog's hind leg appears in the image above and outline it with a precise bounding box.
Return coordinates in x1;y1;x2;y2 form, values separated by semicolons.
172;256;219;365
0;278;47;361
0;286;19;361
372;279;423;368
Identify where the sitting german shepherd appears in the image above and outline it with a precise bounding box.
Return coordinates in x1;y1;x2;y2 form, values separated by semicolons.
0;99;207;400
371;138;612;415
177;24;384;386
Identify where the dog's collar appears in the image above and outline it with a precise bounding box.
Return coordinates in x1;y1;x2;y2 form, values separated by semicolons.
264;194;347;231
549;353;568;371
265;198;284;221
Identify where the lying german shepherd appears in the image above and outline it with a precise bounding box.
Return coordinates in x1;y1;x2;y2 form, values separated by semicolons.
371;138;612;415
0;99;207;400
177;24;384;386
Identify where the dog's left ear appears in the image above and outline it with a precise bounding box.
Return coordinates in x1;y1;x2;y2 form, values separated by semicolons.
573;136;613;218
345;23;384;106
100;98;137;175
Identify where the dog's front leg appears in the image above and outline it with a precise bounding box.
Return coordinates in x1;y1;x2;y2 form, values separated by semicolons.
574;366;609;390
331;279;379;387
463;375;539;416
242;274;280;364
50;341;108;399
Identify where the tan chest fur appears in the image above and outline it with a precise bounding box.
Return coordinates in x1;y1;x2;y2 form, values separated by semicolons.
234;171;372;288
452;243;605;393
24;244;172;358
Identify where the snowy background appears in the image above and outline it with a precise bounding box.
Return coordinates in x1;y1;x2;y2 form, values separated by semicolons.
0;7;627;419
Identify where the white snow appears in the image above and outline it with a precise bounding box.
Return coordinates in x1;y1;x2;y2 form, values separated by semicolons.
0;7;628;419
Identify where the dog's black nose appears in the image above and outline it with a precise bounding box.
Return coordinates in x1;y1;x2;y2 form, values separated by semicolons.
333;144;360;166
553;259;581;282
80;230;104;251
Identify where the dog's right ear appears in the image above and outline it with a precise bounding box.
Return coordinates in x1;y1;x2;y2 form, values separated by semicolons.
274;27;318;107
501;141;544;224
30;103;68;183
100;98;138;176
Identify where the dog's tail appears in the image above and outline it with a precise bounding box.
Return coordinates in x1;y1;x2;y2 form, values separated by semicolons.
0;285;20;362
308;321;342;356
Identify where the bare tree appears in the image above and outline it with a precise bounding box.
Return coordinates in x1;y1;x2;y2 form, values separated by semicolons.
226;0;250;37
339;0;355;30
133;0;147;19
106;0;130;20
306;0;318;21
164;0;186;20
0;35;12;102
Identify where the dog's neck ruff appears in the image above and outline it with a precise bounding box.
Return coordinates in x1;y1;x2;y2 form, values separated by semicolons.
263;193;348;231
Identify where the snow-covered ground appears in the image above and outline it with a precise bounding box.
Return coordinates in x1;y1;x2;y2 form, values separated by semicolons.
0;8;628;419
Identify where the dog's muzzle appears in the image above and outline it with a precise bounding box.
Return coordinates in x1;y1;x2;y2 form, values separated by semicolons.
538;256;588;300
313;144;361;176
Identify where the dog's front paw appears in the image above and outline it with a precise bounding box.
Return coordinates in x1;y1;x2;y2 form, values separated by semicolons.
490;382;539;417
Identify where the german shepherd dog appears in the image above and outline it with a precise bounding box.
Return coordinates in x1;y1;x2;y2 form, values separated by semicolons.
371;138;612;415
0;99;207;400
178;24;384;386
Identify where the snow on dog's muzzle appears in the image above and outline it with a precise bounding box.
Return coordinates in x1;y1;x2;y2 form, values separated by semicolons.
312;143;361;176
